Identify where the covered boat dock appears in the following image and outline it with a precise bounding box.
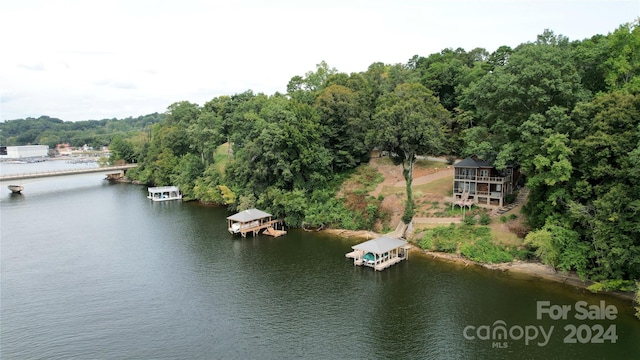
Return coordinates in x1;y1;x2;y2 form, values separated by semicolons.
147;186;182;201
227;208;285;237
346;236;410;271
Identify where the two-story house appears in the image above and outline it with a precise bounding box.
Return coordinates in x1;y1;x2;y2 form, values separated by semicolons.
453;157;519;207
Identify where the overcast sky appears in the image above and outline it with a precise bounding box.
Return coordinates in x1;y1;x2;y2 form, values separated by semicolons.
1;0;637;122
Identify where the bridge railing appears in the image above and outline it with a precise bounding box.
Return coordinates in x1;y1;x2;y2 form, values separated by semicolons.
0;164;138;181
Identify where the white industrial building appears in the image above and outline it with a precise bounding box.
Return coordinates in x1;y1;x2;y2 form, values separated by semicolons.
0;145;49;159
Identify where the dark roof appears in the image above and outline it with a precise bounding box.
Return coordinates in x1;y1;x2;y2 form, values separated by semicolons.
227;208;272;222
454;157;494;168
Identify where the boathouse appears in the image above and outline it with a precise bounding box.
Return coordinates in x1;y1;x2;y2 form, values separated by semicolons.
227;208;285;237
346;236;410;271
147;186;182;201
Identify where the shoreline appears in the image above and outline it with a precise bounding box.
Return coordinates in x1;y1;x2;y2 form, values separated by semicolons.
322;227;635;303
110;178;637;304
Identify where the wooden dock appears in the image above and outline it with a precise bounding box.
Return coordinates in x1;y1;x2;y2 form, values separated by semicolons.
373;256;404;271
238;219;285;237
227;209;287;238
263;226;287;238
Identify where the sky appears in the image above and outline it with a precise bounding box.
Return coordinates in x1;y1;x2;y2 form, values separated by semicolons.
0;0;638;122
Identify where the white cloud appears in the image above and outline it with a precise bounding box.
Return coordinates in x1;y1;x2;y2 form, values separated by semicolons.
1;0;638;121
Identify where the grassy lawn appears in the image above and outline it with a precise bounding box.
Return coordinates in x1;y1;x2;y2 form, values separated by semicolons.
489;222;523;247
379;176;454;197
372;157;449;170
414;159;450;169
414;176;453;194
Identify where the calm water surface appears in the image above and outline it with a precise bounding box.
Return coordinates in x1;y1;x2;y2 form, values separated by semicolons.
1;161;639;359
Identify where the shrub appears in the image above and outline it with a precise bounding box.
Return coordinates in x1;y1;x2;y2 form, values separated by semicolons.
474;226;491;237
460;238;513;263
420;224;459;253
505;193;516;204
446;155;456;165
479;213;491;225
587;279;636;293
508;214;518;221
419;236;432;250
433;236;458;253
500;215;507;223
508;246;533;260
462;215;477;226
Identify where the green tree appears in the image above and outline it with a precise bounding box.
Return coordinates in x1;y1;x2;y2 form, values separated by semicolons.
525;220;592;279
523;133;573;228
192;165;225;204
109;134;136;163
372;83;448;223
171;153;205;200
603;20;640;92
316;84;369;171
287;61;338;104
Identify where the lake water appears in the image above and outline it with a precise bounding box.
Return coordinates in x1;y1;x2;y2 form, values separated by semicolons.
1;161;639;359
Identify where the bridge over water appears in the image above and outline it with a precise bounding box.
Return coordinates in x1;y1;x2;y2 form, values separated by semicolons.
0;164;138;193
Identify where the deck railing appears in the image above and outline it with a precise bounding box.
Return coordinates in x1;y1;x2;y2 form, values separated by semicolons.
453;189;504;198
454;174;506;183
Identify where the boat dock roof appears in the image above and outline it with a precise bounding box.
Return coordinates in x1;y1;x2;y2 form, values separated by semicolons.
352;236;409;255
227;208;272;222
148;186;180;192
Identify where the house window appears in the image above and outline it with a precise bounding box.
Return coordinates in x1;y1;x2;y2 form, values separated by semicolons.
506;168;512;175
496;184;502;192
480;169;489;178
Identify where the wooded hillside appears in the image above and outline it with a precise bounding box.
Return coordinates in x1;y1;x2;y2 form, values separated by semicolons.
5;21;639;282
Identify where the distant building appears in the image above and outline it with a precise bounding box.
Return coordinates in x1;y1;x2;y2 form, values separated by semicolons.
56;143;72;156
0;145;49;159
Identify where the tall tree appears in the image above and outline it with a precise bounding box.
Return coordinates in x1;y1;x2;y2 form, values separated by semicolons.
603;20;640;92
316;84;369;171
372;83;448;223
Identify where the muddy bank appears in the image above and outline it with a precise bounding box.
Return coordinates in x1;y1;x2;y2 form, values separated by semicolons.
321;228;380;240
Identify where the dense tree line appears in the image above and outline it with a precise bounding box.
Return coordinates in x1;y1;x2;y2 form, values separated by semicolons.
6;21;638;283
130;21;638;282
0;113;164;150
